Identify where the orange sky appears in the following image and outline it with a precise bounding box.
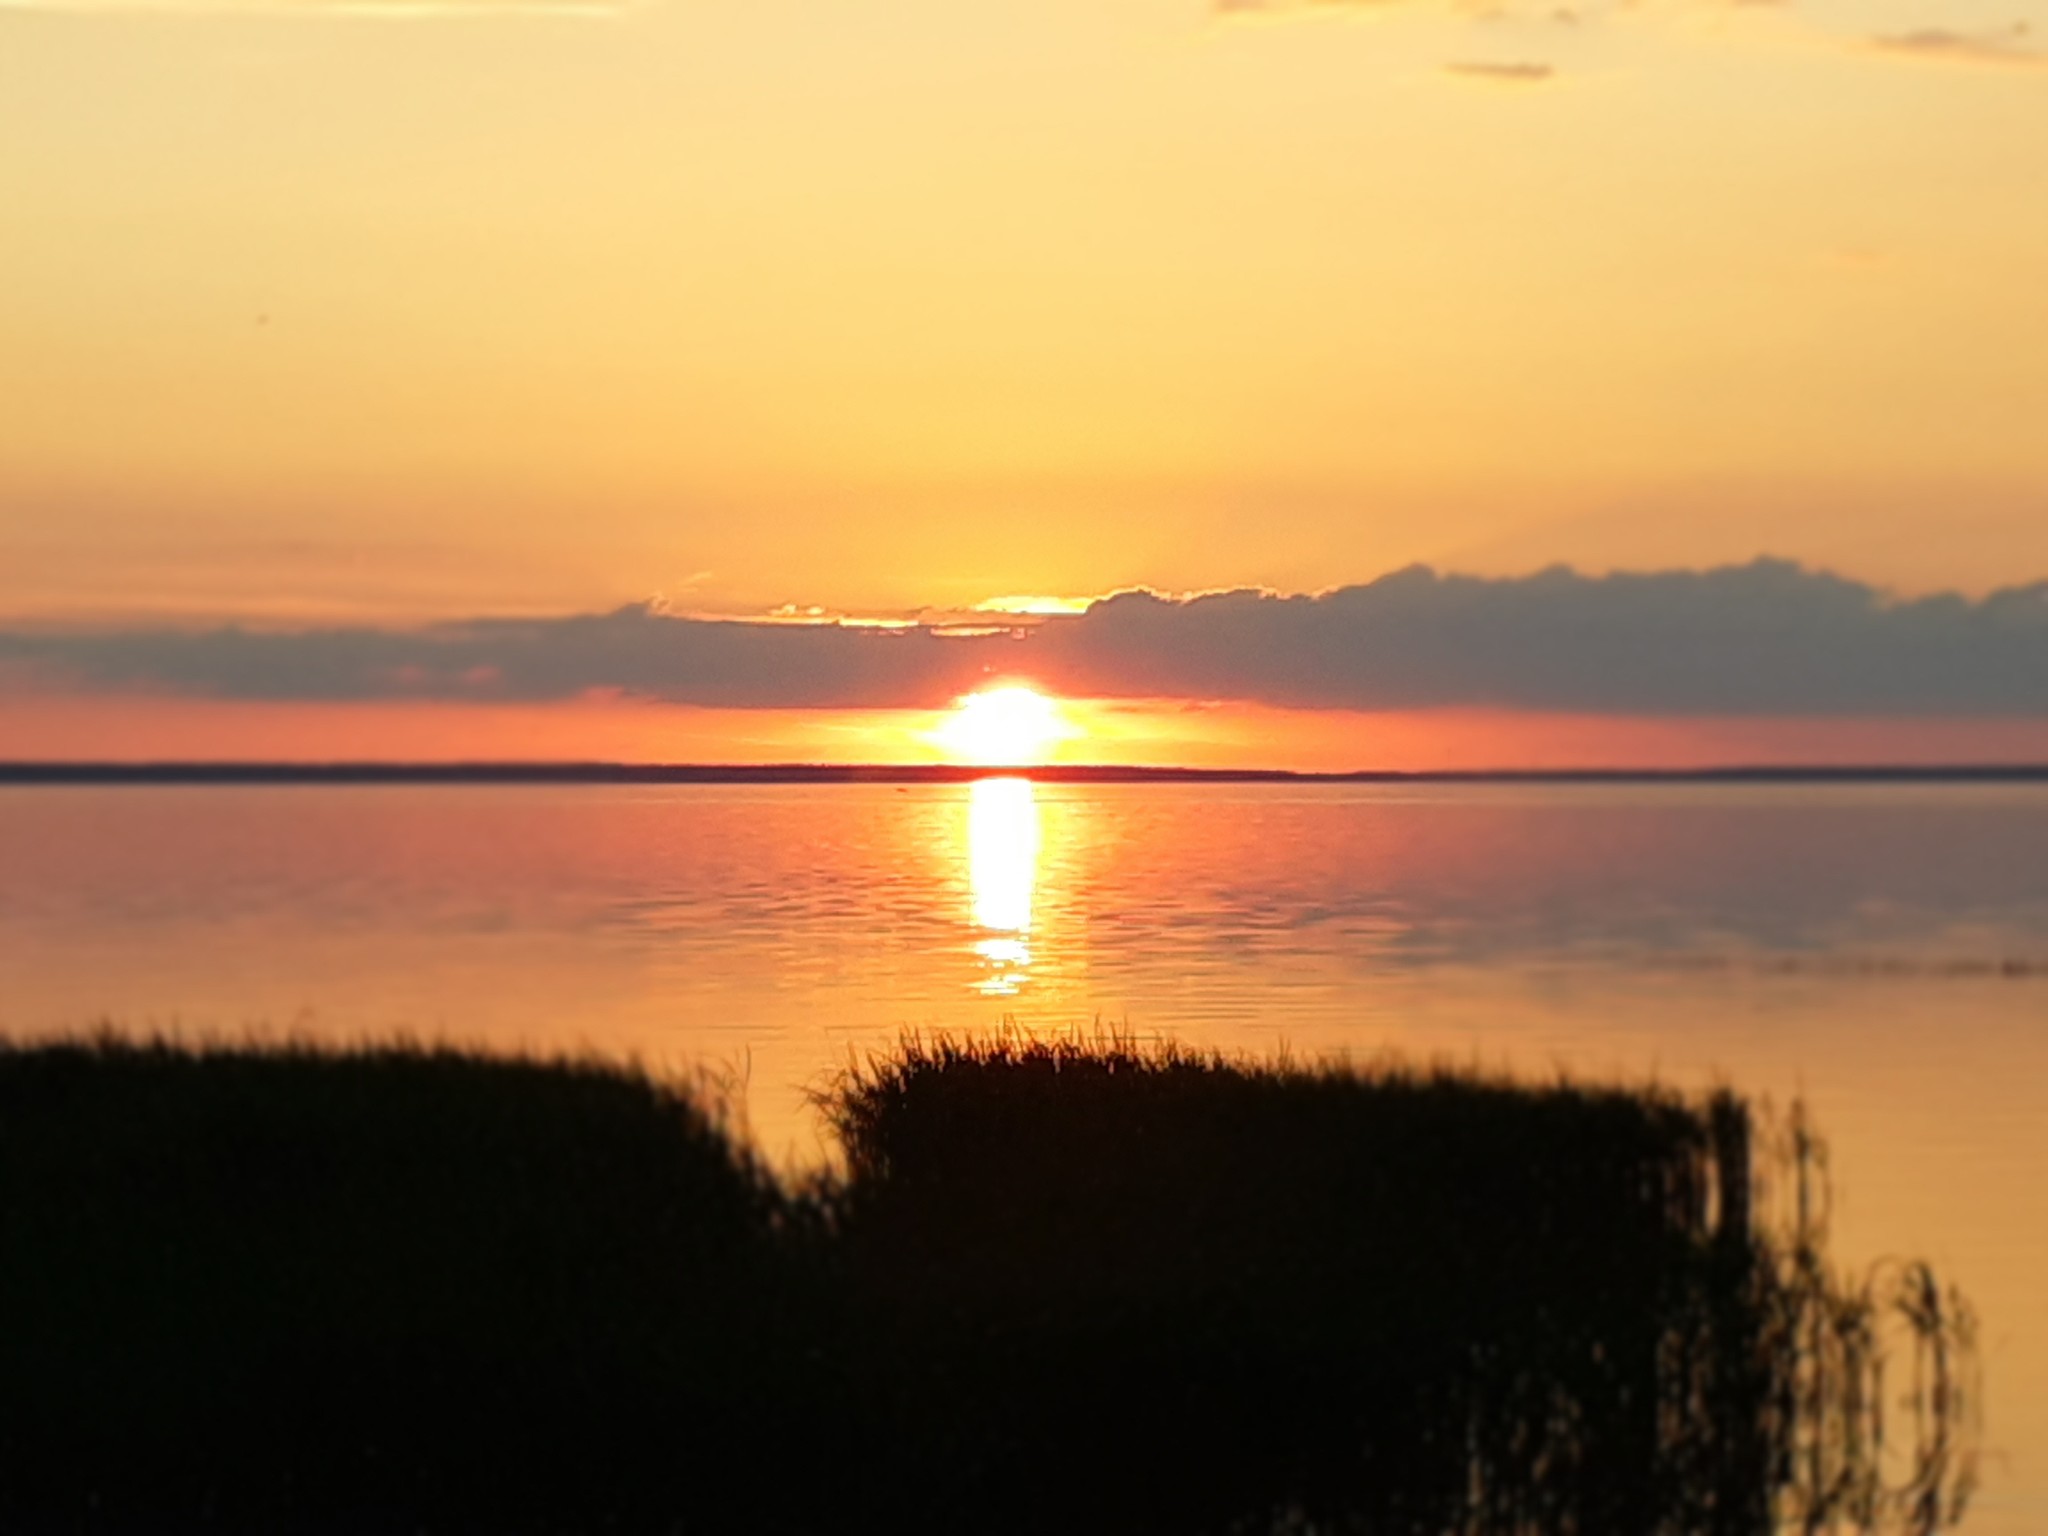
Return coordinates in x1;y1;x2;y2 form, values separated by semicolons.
3;0;2045;764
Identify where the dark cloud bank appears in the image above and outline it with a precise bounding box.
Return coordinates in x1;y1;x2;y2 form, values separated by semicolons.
6;560;2046;717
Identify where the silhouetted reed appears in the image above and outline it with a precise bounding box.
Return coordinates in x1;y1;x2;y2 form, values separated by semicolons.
820;1031;1760;1534
0;1035;811;1533
0;1030;1974;1534
1756;1109;1980;1535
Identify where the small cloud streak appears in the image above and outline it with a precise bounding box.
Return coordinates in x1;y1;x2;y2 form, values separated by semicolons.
1871;24;2043;64
6;560;2048;720
1216;0;2048;78
1444;59;1557;80
974;595;1096;617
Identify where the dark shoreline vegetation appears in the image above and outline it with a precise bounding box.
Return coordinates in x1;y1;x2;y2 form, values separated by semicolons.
0;1033;1974;1535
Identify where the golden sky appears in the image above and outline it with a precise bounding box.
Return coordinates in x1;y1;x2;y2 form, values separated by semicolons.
3;0;2046;762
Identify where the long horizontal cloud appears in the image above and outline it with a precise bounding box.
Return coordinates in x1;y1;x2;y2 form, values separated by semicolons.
5;560;2047;716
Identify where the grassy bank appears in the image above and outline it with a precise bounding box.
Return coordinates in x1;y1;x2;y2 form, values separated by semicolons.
0;1039;813;1532
0;1032;1971;1534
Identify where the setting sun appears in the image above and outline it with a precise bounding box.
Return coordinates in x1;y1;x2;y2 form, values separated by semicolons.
931;686;1074;767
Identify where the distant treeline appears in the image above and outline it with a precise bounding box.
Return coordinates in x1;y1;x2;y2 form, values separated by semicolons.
0;1032;1974;1534
2;761;2047;786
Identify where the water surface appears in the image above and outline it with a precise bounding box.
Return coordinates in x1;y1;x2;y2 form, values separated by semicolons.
2;780;2042;1529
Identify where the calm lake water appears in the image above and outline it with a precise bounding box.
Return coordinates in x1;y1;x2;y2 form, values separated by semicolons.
3;780;2043;1530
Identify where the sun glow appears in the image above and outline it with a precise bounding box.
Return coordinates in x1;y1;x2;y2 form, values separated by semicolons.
931;685;1075;766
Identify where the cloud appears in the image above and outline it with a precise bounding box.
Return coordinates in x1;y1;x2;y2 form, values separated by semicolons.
0;607;1004;709
5;560;2047;718
1030;562;2048;715
1216;0;2048;78
1443;59;1557;80
1871;24;2043;64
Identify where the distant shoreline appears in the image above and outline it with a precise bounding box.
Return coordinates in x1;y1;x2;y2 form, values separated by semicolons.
4;761;2048;786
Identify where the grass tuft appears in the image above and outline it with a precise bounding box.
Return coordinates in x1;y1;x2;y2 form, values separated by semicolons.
0;1027;1974;1534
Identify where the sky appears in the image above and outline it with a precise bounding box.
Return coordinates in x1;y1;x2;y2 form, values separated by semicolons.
3;0;2046;766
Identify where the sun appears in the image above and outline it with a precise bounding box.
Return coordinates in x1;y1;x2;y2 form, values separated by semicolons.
932;686;1075;766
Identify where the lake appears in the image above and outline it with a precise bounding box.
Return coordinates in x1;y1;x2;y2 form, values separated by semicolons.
2;779;2042;1531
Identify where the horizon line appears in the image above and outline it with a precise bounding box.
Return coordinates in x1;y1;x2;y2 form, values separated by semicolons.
5;761;2048;786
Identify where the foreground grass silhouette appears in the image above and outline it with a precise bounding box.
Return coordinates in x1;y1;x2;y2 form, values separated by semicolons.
0;1033;1973;1534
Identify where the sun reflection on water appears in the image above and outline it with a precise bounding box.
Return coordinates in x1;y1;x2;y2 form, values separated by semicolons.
968;777;1039;996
